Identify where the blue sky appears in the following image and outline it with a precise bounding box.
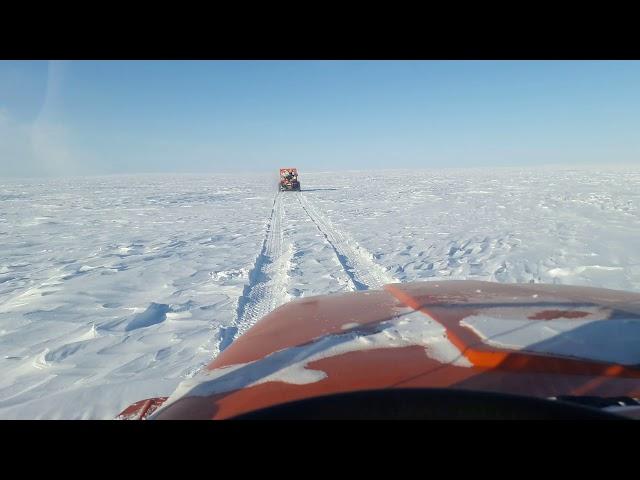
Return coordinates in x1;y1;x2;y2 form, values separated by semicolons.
1;60;639;176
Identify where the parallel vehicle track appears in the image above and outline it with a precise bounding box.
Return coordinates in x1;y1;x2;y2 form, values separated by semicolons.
297;192;395;291
217;192;290;352
216;189;395;355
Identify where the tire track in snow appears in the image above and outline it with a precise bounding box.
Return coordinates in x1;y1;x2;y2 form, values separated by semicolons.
297;192;396;291
217;192;291;353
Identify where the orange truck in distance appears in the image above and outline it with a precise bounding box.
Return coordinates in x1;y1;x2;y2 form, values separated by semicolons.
279;168;301;191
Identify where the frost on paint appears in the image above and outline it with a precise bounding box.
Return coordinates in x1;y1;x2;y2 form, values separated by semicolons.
150;310;472;417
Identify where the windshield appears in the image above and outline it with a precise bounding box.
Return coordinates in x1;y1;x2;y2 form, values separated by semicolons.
1;60;639;419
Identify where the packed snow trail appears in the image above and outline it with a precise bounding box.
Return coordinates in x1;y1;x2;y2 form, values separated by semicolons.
297;192;396;291
217;191;291;352
217;188;396;355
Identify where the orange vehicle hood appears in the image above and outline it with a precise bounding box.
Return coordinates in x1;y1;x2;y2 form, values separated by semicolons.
119;280;640;419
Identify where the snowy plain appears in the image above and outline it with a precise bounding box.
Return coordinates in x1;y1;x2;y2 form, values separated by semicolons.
1;167;640;419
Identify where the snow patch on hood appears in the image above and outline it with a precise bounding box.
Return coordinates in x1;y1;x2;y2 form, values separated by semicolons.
461;306;640;365
150;310;471;417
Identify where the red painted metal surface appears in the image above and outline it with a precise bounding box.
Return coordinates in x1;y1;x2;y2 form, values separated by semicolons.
116;397;168;420
118;281;640;419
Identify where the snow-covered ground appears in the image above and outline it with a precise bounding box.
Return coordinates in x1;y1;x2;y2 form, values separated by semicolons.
1;167;640;419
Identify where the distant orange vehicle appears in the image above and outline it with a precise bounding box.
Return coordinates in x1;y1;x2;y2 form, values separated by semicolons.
279;168;300;191
118;280;640;419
